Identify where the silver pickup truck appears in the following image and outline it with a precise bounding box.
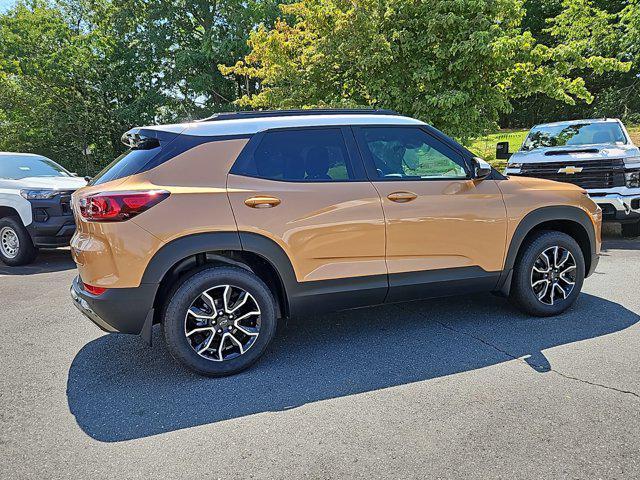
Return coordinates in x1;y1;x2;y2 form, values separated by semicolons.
498;118;640;237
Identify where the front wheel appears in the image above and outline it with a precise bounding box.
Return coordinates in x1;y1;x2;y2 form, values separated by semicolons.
510;231;585;317
162;266;278;377
0;217;37;266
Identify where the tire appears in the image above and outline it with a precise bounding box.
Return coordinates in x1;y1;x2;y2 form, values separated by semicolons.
162;266;278;377
0;216;37;266
509;230;585;317
621;220;640;238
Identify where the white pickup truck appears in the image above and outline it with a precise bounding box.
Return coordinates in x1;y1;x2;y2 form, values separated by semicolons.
498;118;640;237
0;152;87;265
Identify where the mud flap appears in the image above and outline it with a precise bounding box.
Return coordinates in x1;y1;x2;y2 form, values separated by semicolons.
140;308;155;346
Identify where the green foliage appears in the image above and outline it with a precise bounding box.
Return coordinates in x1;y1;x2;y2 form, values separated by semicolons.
0;0;284;174
505;0;639;127
221;0;629;140
0;0;638;173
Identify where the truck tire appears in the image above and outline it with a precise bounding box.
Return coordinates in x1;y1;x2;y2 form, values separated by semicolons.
621;220;640;238
0;216;38;266
510;230;585;317
162;266;278;377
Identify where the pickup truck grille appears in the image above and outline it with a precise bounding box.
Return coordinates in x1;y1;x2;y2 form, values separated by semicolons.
518;159;626;189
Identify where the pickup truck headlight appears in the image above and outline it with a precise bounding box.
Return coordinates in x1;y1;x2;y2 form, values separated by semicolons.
20;189;60;200
623;156;640;167
506;162;523;168
625;170;640;188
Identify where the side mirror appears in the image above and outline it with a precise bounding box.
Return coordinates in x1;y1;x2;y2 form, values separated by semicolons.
496;141;511;160
473;157;492;179
84;176;91;183
70;172;78;177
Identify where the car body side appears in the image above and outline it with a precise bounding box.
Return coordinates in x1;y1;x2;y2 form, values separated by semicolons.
70;122;602;340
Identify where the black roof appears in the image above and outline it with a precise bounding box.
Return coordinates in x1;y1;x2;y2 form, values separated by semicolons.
198;108;400;122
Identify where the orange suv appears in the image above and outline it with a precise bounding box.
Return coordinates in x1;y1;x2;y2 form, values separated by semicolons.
69;110;601;376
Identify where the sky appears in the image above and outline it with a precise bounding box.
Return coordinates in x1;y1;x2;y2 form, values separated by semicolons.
0;0;15;13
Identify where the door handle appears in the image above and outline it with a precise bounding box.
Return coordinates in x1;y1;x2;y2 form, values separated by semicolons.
244;196;281;208
387;191;417;203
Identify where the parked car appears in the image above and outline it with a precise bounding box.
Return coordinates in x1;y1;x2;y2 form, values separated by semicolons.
498;118;640;237
69;109;601;377
0;152;87;265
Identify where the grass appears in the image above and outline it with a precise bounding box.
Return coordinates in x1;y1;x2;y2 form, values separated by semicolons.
465;124;640;171
463;129;528;170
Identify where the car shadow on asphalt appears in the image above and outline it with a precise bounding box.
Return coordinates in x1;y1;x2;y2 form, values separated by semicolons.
0;249;75;275
66;292;639;442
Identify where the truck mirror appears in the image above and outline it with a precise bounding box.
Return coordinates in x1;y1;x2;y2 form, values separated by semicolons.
496;141;511;160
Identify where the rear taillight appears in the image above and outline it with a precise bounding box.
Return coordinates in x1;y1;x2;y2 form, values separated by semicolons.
81;282;107;296
78;190;169;222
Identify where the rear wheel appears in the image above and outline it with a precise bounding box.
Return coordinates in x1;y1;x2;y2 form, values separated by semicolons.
510;231;585;317
162;266;277;377
0;217;37;266
621;220;640;238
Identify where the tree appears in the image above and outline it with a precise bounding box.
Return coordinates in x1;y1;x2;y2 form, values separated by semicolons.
506;0;638;127
0;0;286;173
221;0;629;139
0;0;110;174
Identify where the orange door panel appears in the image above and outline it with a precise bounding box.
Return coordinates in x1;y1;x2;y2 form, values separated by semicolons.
373;179;508;274
352;124;508;301
227;174;386;283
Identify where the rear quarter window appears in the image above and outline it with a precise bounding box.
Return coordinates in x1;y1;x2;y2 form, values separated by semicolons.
90;129;179;186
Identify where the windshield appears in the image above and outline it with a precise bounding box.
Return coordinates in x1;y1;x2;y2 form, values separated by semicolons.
0;154;71;180
522;122;627;151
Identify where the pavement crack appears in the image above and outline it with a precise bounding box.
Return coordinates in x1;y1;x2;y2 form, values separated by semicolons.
408;308;640;401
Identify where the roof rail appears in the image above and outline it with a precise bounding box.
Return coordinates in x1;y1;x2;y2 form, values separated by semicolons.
197;108;400;122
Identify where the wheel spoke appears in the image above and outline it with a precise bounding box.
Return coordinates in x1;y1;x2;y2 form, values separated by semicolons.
549;283;556;305
196;331;216;354
554;282;567;299
532;279;549;289
533;265;550;274
556;250;570;269
227;291;249;314
235;324;259;337
227;333;245;354
537;281;549;301
233;310;260;323
201;291;216;311
187;306;215;320
186;326;214;337
222;285;233;313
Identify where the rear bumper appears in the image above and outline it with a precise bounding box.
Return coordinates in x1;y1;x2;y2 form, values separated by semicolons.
590;193;640;223
70;276;157;335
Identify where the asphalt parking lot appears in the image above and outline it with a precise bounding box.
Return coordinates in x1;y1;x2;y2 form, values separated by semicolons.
1;227;639;479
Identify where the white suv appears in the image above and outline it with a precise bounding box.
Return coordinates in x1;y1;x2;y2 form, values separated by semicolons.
498;118;640;237
0;152;86;265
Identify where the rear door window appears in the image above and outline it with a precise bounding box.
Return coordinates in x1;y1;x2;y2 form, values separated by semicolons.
231;128;364;181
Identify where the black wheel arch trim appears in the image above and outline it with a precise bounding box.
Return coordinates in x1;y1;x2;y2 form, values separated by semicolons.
496;205;597;296
141;231;243;284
